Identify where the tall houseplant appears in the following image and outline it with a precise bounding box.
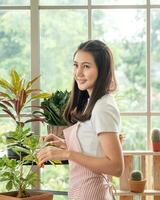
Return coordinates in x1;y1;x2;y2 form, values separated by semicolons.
0;69;53;199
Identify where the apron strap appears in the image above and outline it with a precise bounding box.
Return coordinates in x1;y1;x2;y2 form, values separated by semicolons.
101;174;117;200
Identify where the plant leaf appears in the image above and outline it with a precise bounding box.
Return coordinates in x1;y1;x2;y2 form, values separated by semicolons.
24;118;45;124
2;108;16;120
26;75;40;90
6;180;13;191
31;93;51;100
26;89;41;94
0;92;12;99
10;69;20;90
1;100;13;108
0;79;14;93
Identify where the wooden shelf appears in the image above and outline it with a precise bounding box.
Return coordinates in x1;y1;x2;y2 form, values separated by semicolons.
115;190;160;196
123;150;160;155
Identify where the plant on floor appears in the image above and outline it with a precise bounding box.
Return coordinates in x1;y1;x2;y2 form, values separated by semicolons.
0;69;53;199
128;170;146;193
151;128;160;152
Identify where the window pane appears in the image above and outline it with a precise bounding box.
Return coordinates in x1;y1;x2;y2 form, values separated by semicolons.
92;9;146;112
41;165;69;191
152;117;160;129
151;0;160;4
151;9;160;111
0;11;31;80
40;0;87;5
40;10;88;92
92;0;145;5
0;0;29;5
121;116;147;150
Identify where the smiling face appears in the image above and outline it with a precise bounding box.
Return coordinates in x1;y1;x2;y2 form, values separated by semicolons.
73;50;98;96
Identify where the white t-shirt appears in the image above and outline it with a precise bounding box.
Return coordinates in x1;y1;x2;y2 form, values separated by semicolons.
77;94;120;156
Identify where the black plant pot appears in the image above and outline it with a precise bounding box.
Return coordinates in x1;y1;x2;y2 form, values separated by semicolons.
7;150;28;160
6;135;29;160
7;147;28;160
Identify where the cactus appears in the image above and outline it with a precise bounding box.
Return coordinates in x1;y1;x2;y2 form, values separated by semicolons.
130;170;143;181
151;129;160;142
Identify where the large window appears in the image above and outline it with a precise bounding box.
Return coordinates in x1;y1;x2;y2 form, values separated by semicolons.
0;0;160;199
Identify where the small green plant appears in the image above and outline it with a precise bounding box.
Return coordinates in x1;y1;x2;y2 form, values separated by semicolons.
0;69;50;198
151;128;160;142
33;90;70;126
0;126;40;198
130;170;143;181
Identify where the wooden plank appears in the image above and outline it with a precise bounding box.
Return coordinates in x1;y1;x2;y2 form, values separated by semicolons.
120;155;133;200
147;155;153;200
153;155;160;200
141;155;146;200
116;189;160;195
123;151;160;156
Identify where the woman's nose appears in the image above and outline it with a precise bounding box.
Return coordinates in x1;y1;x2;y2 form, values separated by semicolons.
76;66;83;76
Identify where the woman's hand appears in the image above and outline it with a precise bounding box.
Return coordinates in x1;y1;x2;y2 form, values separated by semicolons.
42;134;67;149
37;146;70;167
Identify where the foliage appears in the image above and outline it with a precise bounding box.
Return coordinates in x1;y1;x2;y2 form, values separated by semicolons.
0;69;50;125
33;90;70;126
130;170;143;181
0;126;39;198
0;69;50;198
151;128;160;142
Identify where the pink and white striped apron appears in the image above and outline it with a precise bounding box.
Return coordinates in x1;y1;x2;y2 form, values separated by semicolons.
63;122;115;200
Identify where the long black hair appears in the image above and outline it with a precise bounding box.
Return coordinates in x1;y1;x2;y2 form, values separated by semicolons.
64;40;117;124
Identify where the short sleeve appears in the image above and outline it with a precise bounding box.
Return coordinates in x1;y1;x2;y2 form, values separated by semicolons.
91;99;120;135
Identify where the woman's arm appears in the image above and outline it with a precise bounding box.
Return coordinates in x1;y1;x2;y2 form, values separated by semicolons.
37;132;124;177
68;132;124;177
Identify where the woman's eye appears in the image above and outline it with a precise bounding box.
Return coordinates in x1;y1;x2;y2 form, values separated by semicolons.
73;63;78;68
84;65;90;68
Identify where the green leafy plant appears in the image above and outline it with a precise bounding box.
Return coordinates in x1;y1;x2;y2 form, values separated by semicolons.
0;69;51;198
33;90;70;126
130;170;143;181
0;126;39;198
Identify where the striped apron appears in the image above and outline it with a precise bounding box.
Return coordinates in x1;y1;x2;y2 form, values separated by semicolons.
63;122;114;200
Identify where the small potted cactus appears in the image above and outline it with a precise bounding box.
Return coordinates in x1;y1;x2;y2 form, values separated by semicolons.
151;128;160;152
128;170;146;193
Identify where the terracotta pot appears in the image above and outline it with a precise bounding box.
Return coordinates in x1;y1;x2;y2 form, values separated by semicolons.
128;179;146;193
0;191;53;200
152;141;160;152
47;125;68;139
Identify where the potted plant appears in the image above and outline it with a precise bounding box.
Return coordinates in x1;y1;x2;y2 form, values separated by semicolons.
0;69;53;199
151;128;160;152
33;90;70;139
128;170;146;193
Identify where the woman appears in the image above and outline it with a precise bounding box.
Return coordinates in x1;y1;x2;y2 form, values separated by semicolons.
37;40;124;200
